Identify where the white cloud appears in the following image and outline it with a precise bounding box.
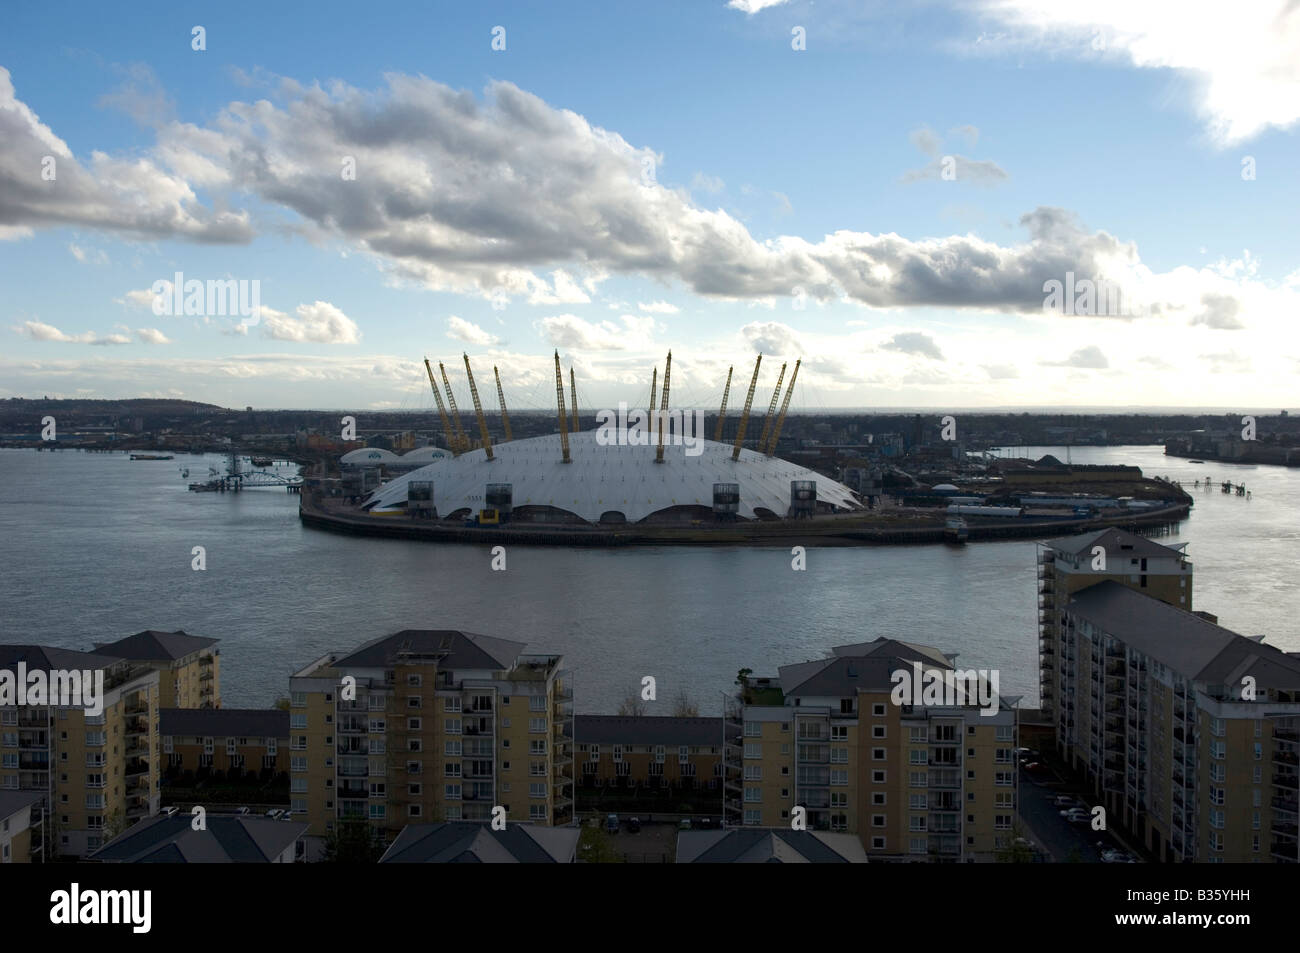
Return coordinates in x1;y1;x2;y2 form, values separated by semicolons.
447;316;501;346
536;314;656;351
727;0;791;12
136;328;172;344
691;171;725;193
527;269;592;305
15;320;131;345
259;301;361;344
117;287;165;310
637;300;679;314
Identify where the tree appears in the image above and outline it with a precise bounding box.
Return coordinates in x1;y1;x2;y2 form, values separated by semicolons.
617;692;646;717
671;690;699;718
322;819;387;863
994;822;1036;863
272;696;291;711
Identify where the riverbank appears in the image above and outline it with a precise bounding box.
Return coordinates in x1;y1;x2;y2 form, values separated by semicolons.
299;492;1190;547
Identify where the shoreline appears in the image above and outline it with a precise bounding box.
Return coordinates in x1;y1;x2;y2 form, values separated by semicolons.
298;493;1191;548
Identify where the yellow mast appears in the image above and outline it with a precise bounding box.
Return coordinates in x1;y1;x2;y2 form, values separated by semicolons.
756;362;786;456
648;367;657;428
424;358;459;456
463;353;494;461
438;363;470;453
714;366;733;443
731;354;762;461
569;367;578;433
493;366;513;442
655;350;672;464
766;358;800;455
554;351;571;464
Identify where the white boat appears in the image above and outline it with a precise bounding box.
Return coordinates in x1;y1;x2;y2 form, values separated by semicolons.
944;516;969;543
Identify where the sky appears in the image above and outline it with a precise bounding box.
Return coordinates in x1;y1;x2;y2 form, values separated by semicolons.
1;0;1297;412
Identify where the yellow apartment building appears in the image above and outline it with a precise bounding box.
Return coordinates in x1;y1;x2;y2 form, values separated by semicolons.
94;630;220;709
161;708;288;782
575;715;722;798
0;791;44;863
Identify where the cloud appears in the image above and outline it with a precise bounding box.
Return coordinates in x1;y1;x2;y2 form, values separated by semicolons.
982;363;1020;379
1041;345;1108;369
902;155;1009;185
136;327;172;344
67;242;108;264
882;331;945;360
691;172;725;194
637;300;679;314
909;126;942;157
527;269;591;305
1199;350;1251;372
727;0;791;12
15;320;130;345
1190;292;1244;329
967;0;1300;145
536;314;656;351
117;287;164;310
950;124;980;147
740;321;804;355
259;301;361;344
0;67;252;242
447;316;501;346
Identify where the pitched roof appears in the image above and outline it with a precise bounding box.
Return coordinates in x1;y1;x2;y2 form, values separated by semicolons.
379;822;579;863
334;630;525;671
575;715;721;746
160;708;288;738
0;644;124;672
676;829;867;863
0;790;44;821
94;630;218;661
1067;582;1300;687
779;637;956;698
90;815;307;863
1043;527;1186;560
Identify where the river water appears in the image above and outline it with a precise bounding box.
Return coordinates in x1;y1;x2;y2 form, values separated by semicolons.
1;446;1294;714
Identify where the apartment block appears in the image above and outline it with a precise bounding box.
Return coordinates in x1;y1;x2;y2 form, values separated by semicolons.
288;629;574;860
1058;581;1300;863
0;644;161;858
722;638;1018;862
0;791;44;863
575;715;722;796
94;630;220;709
1038;528;1192;724
161;708;288;781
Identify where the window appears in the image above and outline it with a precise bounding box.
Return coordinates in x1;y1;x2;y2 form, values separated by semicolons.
529;695;547;712
831;769;848;785
909;816;926;832
369;803;385;819
654;745;665;763
407;717;422;731
744;743;762;759
529;782;547;798
872;792;886;806
368;718;385;734
444;697;461;712
290;714;307;730
909;749;927;765
529;718;547;734
830;747;848;764
292;778;308;793
830;725;847;741
872;770;886;784
291;756;307;772
445;784;461;800
529;740;546;755
530;804;548;820
872;704;886;717
909;726;927;743
872;725;887;739
744;765;762;780
291;692;306;707
909;793;927;810
407;696;421;709
445;719;461;735
995;815;1012;830
444;762;462;778
744;787;762;803
872;814;886;828
909;838;926;854
744;810;762;826
744;721;761;737
872;748;886;761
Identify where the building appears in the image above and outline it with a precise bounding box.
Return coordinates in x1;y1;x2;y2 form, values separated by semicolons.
161;708;288;781
379;821;580;862
289;629;574;860
93;630;220;709
575;715;722;796
1057;581;1300;862
722;638;1018;862
89;814;307;863
0;791;44;863
677;828;868;863
0;644;161;858
360;431;862;524
1037;528;1192;723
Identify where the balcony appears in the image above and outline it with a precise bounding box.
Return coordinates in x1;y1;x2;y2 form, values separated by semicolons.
123;701;149;716
1274;750;1300;767
124;716;149;737
1272;797;1299;815
124;758;150;777
1273;774;1300;790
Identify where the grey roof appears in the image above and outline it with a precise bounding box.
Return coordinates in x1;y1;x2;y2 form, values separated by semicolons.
89;815;307;863
575;715;722;746
93;630;218;661
676;829;867;863
1068;582;1300;687
1043;527;1185;560
379;822;579;863
0;643;125;672
779;652;945;698
831;637;952;667
0;790;44;821
161;708;289;738
334;629;525;671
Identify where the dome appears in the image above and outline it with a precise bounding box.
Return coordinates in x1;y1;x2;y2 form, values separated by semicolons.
393;446;452;468
361;431;861;523
931;483;959;493
340;447;400;467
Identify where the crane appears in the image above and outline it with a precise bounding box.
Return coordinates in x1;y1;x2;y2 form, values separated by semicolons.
656;350;672;464
554;351;571;464
424;358;459;456
463;353;494;461
756;362;786;456
493;365;513;442
569;367;578;433
732;354;763;461
765;358;800;455
438;362;471;453
714;366;733;443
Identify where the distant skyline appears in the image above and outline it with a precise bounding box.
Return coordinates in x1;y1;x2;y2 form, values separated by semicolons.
2;1;1297;410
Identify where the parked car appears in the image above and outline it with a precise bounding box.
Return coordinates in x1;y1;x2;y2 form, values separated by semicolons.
627;817;641;833
1060;808;1092;824
1014;747;1040;761
605;814;619;834
1052;794;1085;808
1022;761;1048;774
161;806;179;817
1100;848;1136;863
266;808;285;820
678;818;692;830
234;806;251;816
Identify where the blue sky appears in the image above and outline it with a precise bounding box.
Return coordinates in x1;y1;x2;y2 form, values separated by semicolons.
1;0;1297;411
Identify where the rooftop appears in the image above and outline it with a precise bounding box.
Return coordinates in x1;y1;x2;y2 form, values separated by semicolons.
94;629;218;661
334;629;526;672
161;707;288;738
89;815;307;863
379;822;579;863
0;790;44;821
676;829;868;863
1043;527;1187;561
575;715;722;746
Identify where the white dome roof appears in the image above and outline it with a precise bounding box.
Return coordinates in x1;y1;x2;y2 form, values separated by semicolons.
399;446;451;463
362;431;860;522
341;447;400;466
932;483;959;492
